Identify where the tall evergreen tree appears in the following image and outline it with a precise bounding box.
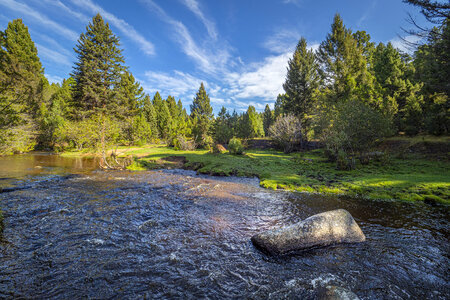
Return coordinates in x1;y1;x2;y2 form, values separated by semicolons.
142;95;158;138
0;19;45;154
262;104;273;136
190;82;213;147
282;37;320;121
317;14;374;103
71;13;126;161
71;13;125;118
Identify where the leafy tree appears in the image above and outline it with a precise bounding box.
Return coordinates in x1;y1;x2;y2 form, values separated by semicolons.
282;37;320;128
0;19;45;154
318;99;393;168
191;82;213;147
38;77;75;148
262;104;273;136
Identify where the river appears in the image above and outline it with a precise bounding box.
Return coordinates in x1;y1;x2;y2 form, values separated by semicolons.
0;153;448;299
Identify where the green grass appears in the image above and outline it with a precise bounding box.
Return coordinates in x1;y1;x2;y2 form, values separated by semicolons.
121;144;450;204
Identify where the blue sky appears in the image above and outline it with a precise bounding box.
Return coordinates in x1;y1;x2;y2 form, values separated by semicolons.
0;0;425;113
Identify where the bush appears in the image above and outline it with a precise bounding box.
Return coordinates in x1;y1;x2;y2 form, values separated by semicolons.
269;114;302;153
173;135;195;150
228;137;244;155
316;99;393;168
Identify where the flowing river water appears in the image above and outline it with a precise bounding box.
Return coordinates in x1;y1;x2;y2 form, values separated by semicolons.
0;153;448;299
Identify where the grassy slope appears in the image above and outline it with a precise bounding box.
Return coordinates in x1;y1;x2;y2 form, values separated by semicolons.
124;144;449;204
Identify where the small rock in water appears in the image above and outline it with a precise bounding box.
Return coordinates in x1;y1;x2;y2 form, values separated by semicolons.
316;285;360;300
251;209;365;255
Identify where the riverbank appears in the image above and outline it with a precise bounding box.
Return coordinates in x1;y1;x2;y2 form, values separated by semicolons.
99;142;449;204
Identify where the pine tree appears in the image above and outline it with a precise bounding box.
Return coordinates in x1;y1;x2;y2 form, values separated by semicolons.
116;71;145;119
72;13;126;118
262;104;273;136
282;37;320;121
190;82;213;147
0;19;46;154
71;13;126;162
372;42;423;133
214;106;233;144
142;95;158;138
317;14;373;103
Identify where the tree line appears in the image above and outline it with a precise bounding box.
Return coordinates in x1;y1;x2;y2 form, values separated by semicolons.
1;0;448;166
0;14;268;158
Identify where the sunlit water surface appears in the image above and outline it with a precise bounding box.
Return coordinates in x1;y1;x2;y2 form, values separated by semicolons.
0;153;448;299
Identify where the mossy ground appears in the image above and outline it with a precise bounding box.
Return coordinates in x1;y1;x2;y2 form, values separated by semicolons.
123;144;450;204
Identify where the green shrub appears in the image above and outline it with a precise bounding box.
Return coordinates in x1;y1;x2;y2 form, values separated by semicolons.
228;137;244;155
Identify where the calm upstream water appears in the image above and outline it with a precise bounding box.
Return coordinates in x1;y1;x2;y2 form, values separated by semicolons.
0;153;448;299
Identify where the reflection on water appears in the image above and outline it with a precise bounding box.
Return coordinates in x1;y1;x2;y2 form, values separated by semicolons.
0;154;448;299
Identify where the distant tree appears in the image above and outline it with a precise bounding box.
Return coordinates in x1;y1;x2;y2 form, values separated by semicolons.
262;104;273;136
282;37;320;129
214;106;233;144
0;19;46;154
38;77;75;148
372;42;423;134
190;82;213;147
239;105;264;139
142;95;158;139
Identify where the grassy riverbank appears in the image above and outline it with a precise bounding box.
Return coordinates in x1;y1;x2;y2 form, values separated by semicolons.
114;143;449;204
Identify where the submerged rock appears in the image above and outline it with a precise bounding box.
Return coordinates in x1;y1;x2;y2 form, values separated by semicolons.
316;285;360;300
251;209;365;255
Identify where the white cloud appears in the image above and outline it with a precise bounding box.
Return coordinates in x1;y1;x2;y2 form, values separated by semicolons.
71;0;155;56
0;0;78;41
389;35;422;53
140;0;231;74
263;29;301;54
282;0;303;6
143;70;205;99
36;43;72;66
357;0;377;27
180;0;217;40
42;0;91;24
226;52;291;101
45;74;64;83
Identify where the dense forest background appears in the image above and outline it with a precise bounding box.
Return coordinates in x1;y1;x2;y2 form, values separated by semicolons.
0;1;448;166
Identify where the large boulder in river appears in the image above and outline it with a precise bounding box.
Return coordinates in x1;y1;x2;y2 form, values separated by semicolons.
251;209;365;255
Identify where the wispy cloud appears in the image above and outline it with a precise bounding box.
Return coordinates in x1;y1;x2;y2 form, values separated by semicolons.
357;0;377;27
140;0;231;75
71;0;155;56
263;29;301;54
0;0;78;41
36;43;72;66
180;0;217;40
143;70;205;99
226;52;291;101
42;0;91;24
282;0;303;7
